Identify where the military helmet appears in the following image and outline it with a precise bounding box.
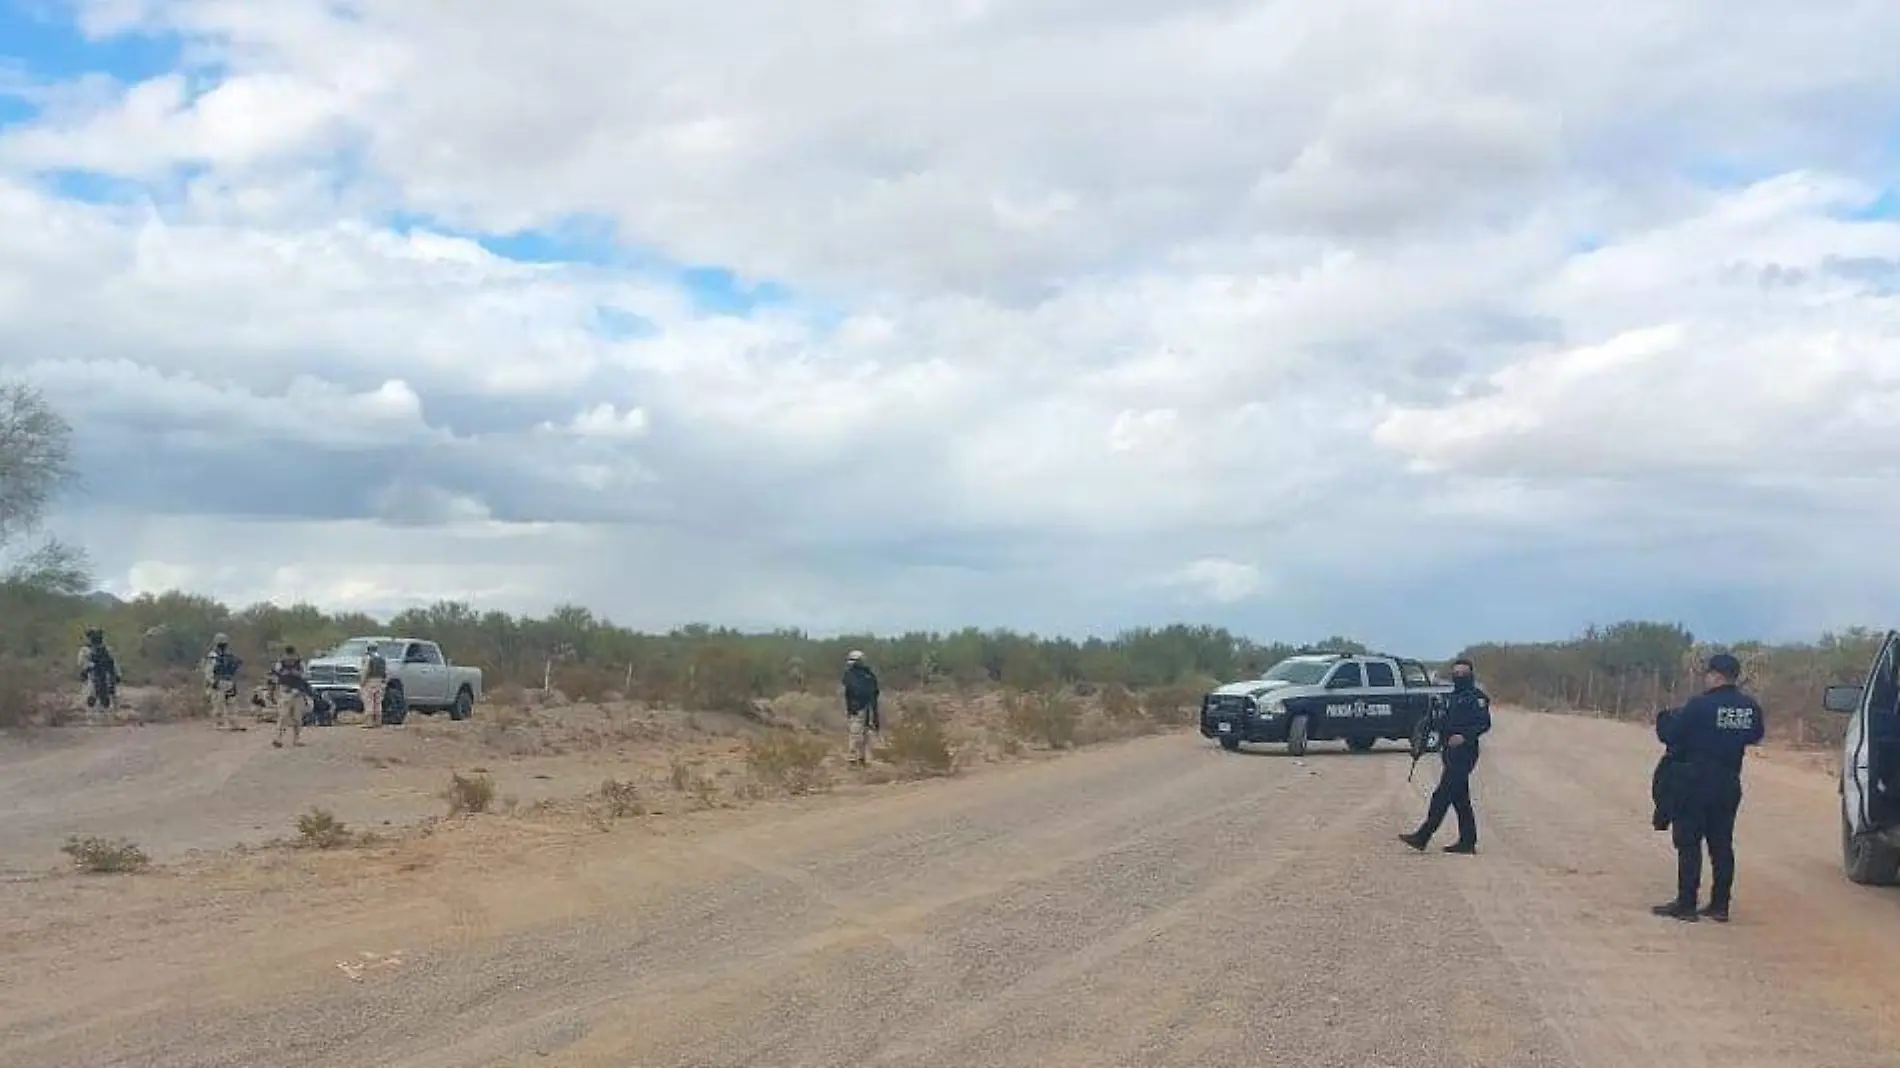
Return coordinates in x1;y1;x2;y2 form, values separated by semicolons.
84;626;102;642
213;632;230;646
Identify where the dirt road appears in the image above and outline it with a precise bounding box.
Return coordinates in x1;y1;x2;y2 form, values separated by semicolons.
4;708;1899;1067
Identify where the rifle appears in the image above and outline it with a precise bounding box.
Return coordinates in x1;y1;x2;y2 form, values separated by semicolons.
1408;697;1444;782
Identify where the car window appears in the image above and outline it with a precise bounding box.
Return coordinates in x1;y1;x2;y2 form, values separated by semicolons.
413;643;444;665
1327;662;1363;689
1398;660;1431;687
1365;661;1396;687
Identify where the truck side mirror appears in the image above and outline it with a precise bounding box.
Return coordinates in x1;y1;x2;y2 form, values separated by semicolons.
1823;685;1863;714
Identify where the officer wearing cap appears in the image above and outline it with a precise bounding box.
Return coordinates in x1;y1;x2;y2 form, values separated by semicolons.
1652;652;1766;923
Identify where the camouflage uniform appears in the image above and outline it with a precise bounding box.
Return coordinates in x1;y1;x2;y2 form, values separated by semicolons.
75;629;120;712
203;634;244;730
359;644;388;728
841;651;881;765
271;649;309;748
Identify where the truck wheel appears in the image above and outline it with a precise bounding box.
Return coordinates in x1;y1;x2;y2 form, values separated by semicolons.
1286;715;1309;757
1346;736;1375;753
1843;804;1900;885
383;682;408;726
1219;735;1241;752
449;686;474;722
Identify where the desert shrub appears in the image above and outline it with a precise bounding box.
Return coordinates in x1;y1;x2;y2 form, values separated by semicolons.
442;771;496;815
689;642;773;715
1004;689;1080;749
745;730;833;795
597;778;645;817
879;702;955;775
62;835;149;873
294;807;356;849
669;756;722;808
1140;684;1204;726
0;657;60;727
1100;683;1141;722
559;664;625;704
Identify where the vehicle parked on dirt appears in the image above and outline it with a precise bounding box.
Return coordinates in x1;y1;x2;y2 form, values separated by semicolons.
1823;629;1900;885
1199;651;1450;756
305;637;483;725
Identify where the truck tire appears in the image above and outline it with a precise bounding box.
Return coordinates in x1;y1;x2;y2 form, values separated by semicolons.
1843;804;1900;885
1219;735;1241;752
382;682;408;726
450;686;474;722
1346;736;1376;753
1286;715;1309;757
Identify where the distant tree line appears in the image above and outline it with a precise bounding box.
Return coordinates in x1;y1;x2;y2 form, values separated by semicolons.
0;580;1882;744
0;378;1882;744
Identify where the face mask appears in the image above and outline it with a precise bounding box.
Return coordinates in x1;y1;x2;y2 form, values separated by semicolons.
1452;673;1474;690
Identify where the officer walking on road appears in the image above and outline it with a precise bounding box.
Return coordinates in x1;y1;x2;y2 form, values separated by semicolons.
841;650;881;766
1652;652;1765;923
1400;657;1492;855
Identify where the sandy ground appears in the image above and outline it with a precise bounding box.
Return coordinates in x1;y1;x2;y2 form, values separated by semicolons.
2;706;1897;1067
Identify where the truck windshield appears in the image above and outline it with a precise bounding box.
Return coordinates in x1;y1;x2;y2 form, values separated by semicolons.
1261;659;1331;685
327;639;396;659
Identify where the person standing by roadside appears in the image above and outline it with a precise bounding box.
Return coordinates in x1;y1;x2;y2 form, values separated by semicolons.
271;644;313;748
841;650;881;766
204;633;244;731
360;641;389;728
1652;652;1765;923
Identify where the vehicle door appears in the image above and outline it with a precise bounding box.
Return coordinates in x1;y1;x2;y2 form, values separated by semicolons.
1321;660;1366;725
1395;659;1435;726
1358;658;1404;729
401;643;443;704
1835;632;1900;835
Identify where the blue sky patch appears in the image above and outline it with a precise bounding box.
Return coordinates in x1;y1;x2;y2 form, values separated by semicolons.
1839;188;1900;221
0;3;184;84
593;305;658;340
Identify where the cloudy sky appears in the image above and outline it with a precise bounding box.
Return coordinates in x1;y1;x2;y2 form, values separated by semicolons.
1;0;1897;655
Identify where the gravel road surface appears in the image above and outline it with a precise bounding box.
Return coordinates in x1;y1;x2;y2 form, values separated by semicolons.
4;709;1898;1067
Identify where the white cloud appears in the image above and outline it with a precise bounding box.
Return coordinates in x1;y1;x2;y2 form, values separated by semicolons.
0;1;1897;650
1167;558;1266;604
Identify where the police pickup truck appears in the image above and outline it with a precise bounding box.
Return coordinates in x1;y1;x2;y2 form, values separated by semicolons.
1823;629;1900;885
1199;652;1449;756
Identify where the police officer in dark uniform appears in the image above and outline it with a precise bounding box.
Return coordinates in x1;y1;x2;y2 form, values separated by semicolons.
1400;657;1493;854
1652;652;1765;922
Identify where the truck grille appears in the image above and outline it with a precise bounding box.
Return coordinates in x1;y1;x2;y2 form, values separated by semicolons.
308;665;360;685
1208;695;1255;715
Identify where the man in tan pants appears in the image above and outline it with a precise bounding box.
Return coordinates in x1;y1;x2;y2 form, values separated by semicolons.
359;642;389;728
203;633;244;731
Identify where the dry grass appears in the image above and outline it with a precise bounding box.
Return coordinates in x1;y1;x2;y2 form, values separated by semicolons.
294;808;359;850
1004;689;1081;749
596;778;646;818
745;730;833;796
442;771;497;816
876;701;957;776
61;835;149;874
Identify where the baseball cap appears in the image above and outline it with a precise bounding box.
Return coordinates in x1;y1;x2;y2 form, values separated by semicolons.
1705;653;1742;679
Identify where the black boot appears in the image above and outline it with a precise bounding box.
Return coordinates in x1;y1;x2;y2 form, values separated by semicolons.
1698;901;1729;923
1651;899;1699;922
1398;832;1427;852
1442;842;1476;855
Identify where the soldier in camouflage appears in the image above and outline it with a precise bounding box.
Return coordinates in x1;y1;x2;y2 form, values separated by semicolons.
203;633;244;731
76;627;121;712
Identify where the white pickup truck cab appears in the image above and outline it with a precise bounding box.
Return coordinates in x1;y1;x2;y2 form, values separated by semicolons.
306;636;483;724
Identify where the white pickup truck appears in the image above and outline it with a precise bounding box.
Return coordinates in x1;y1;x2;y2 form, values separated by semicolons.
305;636;483;725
